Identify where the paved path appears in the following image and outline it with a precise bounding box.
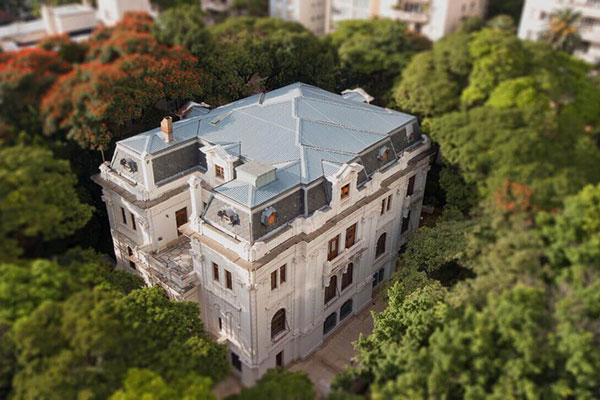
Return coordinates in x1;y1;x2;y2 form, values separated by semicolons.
288;295;386;398
212;294;386;399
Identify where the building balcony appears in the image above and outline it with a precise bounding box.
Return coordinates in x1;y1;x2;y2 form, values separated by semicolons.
323;239;367;277
137;236;198;300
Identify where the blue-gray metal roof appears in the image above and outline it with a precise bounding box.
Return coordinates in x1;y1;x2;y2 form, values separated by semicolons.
214;162;302;207
117;82;416;204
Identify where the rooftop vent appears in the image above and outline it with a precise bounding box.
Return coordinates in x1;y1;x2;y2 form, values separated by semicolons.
235;160;276;188
161;116;173;143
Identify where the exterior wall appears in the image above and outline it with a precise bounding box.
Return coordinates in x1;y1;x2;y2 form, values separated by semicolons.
270;0;328;34
325;0;486;40
190;139;432;385
97;0;153;26
518;0;600;64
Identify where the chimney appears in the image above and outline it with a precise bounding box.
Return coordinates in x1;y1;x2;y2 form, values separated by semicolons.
161;116;173;143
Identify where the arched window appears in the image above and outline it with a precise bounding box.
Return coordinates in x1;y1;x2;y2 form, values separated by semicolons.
271;308;286;339
324;275;337;304
376;233;386;258
323;312;337;335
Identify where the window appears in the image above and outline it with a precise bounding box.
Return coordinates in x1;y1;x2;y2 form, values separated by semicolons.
130;213;136;230
271;270;278;290
271;308;286;339
340;184;350;200
341;263;353;291
345;224;356;249
376;233;386;258
386;195;392;211
276;351;284;367
373;267;385;287
121;207;127;224
231;352;242;371
324;275;337;304
127;246;136;270
280;265;286;284
407;175;416;197
212;263;219;281
402;211;411;234
380;198;386;215
328;235;339;261
175;207;187;236
323;312;337;335
218;317;223;331
215;165;225;179
225;270;233;290
340;299;353;320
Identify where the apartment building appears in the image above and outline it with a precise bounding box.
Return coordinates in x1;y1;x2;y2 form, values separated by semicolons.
270;0;328;34
323;0;486;39
93;83;433;385
518;0;600;64
0;0;152;51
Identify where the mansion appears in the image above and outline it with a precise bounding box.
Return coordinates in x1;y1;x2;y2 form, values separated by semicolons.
93;83;434;386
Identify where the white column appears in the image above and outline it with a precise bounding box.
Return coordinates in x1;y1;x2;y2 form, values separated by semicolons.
188;175;203;231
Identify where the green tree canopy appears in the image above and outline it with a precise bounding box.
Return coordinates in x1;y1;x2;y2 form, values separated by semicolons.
227;369;315;400
0;145;93;260
11;287;229;400
110;369;215;400
208;17;339;103
330;18;430;105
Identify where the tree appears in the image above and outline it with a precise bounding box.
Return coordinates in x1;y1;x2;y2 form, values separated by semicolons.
41;12;210;150
227;369;315;400
486;14;517;33
0;249;143;322
110;369;215;400
330;18;430;105
461;29;528;106
37;34;87;63
393;51;460;117
11;287;229;400
540;8;583;54
399;210;473;281
0;48;70;135
208;17;339;102
0;145;93;260
231;0;269;17
486;0;524;24
152;5;213;61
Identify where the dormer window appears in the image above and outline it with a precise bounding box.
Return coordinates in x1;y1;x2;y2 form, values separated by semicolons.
215;165;225;179
119;158;138;173
340;184;350;200
217;209;239;226
261;207;277;226
378;146;390;163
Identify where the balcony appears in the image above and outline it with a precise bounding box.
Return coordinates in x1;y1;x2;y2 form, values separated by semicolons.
323;239;366;277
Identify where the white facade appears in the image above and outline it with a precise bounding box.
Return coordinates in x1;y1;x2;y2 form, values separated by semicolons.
0;0;153;51
270;0;328;34
94;84;433;386
518;0;600;64
97;0;153;26
325;0;487;40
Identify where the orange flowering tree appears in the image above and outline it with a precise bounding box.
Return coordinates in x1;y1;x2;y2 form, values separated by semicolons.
41;12;209;150
0;48;71;132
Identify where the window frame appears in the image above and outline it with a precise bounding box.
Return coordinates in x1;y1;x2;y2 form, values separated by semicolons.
340;183;350;200
212;263;220;281
376;232;387;258
328;235;339;261
120;207;127;224
130;213;136;231
324;275;338;304
225;270;233;290
215;164;225;179
280;265;286;284
407;175;416;197
271;270;278;290
271;308;287;339
345;223;357;249
341;263;353;291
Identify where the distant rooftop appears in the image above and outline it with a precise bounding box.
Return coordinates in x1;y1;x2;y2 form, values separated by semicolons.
119;82;416;186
